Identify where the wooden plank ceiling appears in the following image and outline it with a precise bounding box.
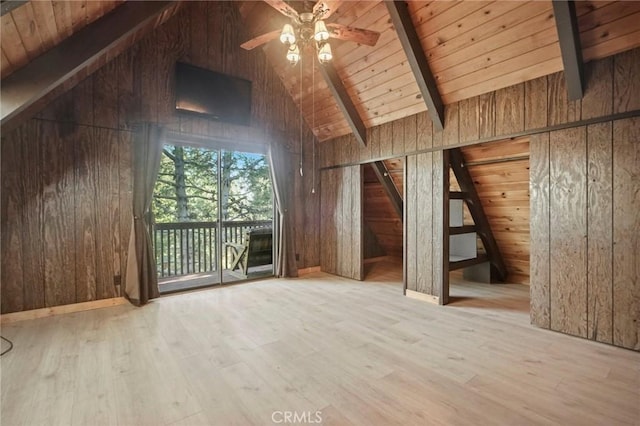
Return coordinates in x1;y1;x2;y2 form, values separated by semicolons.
239;0;640;142
2;1;639;142
1;0;124;79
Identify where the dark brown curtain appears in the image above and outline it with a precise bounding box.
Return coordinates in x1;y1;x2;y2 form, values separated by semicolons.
124;123;165;305
268;143;298;277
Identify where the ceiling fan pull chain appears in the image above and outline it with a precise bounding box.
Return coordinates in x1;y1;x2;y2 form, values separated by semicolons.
299;53;304;177
312;58;316;194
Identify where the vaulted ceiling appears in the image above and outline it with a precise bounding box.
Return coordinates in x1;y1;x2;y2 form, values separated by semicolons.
1;0;124;78
239;0;640;142
2;1;640;141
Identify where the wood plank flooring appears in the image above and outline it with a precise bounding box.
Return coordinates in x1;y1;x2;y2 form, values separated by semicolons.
1;264;638;425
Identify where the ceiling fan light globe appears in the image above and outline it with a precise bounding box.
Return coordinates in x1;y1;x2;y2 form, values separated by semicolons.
318;42;332;63
286;44;300;65
314;20;330;42
280;24;296;45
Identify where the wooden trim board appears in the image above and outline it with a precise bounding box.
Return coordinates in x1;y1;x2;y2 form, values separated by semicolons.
405;289;440;305
319;109;640;170
298;266;322;275
0;297;128;324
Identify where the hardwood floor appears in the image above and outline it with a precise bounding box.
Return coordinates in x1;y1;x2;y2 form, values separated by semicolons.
1;264;638;425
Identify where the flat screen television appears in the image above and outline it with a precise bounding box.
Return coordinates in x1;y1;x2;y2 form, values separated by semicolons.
175;62;252;126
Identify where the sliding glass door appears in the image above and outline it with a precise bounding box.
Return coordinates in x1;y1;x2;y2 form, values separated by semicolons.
152;143;273;293
219;149;274;285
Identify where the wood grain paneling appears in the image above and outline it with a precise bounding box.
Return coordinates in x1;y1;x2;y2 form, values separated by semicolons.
405;152;439;297
320;169;336;274
41;121;76;307
405;155;417;292
529;132;551;328
416;111;432;151
1;1;319;313
525;76;548;130
379;120;393;159
20;120;45;311
586;122;613;344
458;97;479;144
319;47;639;350
442;103;459;147
74;126;98;302
351;166;363;280
495;84;525;136
612;117;640;350
548;72;581;126
416;152;434;295
1;126;25;313
549;127;588;338
392;117;405;156
478;92;496;139
582;57;613;120
613;48;640;114
320;166;362;281
94;128;119;300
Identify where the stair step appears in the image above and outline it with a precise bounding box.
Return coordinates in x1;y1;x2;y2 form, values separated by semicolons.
449;254;489;271
450;191;467;199
449;225;476;235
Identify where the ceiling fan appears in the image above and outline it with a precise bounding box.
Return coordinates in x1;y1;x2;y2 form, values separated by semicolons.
240;0;381;65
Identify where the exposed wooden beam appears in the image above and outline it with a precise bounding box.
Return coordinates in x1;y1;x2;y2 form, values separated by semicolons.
0;1;27;16
552;0;585;100
449;148;507;281
1;1;176;131
370;161;403;220
318;62;367;147
385;0;444;131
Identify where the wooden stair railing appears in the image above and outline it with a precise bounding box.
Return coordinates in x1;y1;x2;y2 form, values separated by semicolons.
446;148;507;282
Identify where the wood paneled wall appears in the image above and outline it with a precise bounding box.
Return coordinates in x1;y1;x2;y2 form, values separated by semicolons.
1;120;131;313
530;117;639;351
319;48;639;349
320;166;363;281
319;48;640;168
1;1;320;314
405;151;447;304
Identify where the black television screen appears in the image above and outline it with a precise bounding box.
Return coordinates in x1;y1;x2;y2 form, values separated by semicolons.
175;62;252;126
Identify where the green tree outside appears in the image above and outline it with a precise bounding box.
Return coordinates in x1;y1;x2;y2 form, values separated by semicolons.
153;145;273;223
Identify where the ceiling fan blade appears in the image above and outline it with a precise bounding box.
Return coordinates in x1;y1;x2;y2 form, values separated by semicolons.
240;30;282;50
313;0;344;20
327;23;380;47
263;0;299;19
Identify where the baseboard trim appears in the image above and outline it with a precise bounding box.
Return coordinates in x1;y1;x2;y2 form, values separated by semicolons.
405;289;440;305
298;266;322;275
0;297;128;324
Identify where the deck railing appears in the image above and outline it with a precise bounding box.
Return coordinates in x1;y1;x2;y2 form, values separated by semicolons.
153;220;272;278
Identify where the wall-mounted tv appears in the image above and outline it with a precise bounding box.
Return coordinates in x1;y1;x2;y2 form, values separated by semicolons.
175;62;252;126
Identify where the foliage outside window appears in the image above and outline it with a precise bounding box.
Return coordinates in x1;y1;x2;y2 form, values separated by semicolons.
153;145;273;223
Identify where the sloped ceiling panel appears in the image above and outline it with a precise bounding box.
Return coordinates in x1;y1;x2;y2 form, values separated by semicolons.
1;0;125;78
